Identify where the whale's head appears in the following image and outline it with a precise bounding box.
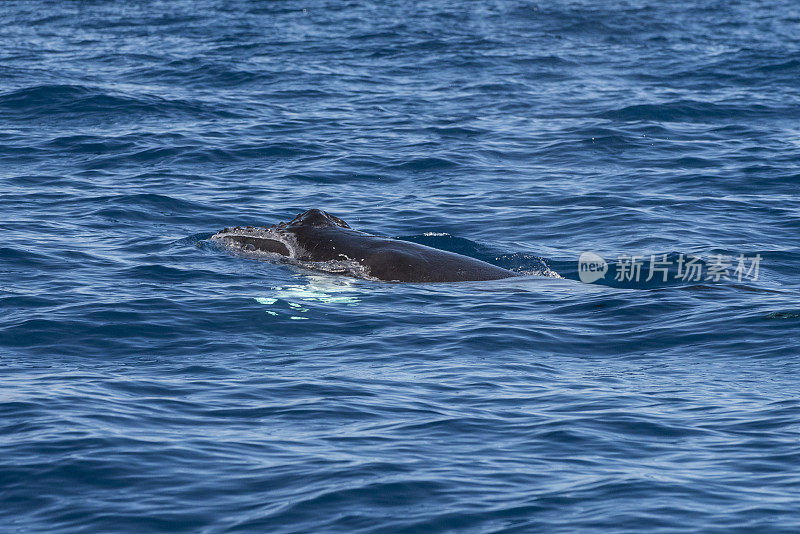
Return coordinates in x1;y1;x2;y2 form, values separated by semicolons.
211;209;353;260
286;209;351;229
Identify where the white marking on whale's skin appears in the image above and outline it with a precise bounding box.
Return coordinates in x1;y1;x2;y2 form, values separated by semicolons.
210;225;301;258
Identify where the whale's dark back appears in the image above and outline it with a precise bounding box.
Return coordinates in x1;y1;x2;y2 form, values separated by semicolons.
214;210;517;283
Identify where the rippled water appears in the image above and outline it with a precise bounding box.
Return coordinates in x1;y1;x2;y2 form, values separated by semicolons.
2;1;800;532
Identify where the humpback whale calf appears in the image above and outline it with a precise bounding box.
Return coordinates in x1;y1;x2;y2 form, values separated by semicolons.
211;209;517;282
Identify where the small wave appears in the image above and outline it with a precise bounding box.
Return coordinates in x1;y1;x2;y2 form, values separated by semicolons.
0;84;240;122
42;134;138;154
123;59;267;87
0;246;59;269
81;193;209;212
598;99;785;122
122;265;201;282
750;58;800;73
72;193;212;223
387;156;460;171
423;125;488;138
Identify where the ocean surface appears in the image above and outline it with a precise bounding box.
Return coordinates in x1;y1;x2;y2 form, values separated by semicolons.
2;1;800;532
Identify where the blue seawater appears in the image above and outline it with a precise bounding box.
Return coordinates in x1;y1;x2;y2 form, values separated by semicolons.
2;1;800;532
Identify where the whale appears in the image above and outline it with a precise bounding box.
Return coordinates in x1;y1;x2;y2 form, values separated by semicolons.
210;209;517;282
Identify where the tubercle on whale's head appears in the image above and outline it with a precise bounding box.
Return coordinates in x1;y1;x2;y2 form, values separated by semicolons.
287;209;351;229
